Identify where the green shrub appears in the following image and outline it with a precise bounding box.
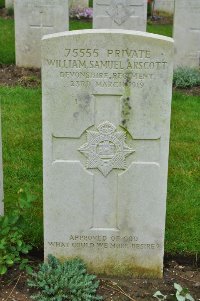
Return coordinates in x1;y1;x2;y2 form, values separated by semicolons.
173;67;200;88
27;255;102;301
0;190;33;275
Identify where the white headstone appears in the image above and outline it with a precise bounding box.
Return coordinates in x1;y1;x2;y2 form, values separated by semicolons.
173;0;200;69
154;0;174;14
0;109;3;215
69;0;89;8
42;29;174;277
93;0;147;31
5;0;14;9
14;0;69;68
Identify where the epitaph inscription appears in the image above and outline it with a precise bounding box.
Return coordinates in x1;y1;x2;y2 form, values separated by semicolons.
42;30;174;277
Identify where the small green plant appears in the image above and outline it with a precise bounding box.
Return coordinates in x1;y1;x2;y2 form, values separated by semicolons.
27;255;102;301
0;189;34;275
153;283;195;301
173;67;200;88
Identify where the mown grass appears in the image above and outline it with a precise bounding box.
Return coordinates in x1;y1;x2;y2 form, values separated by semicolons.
0;18;15;64
147;23;172;37
69;19;92;31
165;92;200;254
1;86;43;247
1;86;200;253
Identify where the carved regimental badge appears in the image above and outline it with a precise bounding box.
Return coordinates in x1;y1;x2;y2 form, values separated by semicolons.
106;0;132;25
79;121;134;176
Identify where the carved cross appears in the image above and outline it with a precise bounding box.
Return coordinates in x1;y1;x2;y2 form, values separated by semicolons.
53;94;160;231
29;3;54;34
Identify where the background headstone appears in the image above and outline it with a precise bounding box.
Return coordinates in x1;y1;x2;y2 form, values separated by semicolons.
5;0;14;9
0;109;3;215
173;0;200;69
93;0;147;31
14;0;69;68
154;0;174;14
69;0;89;8
42;29;174;277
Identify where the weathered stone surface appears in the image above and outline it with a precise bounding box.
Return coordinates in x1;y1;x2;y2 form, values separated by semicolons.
69;0;89;8
174;0;200;68
42;29;174;277
154;0;174;14
93;0;147;31
5;0;14;9
14;0;69;68
0;109;3;215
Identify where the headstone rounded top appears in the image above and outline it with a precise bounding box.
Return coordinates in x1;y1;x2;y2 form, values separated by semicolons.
42;29;174;44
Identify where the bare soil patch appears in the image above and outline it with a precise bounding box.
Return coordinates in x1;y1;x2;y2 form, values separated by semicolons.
0;65;41;88
174;86;200;97
0;256;199;301
148;15;173;25
0;8;13;19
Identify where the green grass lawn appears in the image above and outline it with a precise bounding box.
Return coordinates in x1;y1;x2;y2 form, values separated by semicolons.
1;86;200;253
1;86;43;246
0;18;15;64
166;92;200;253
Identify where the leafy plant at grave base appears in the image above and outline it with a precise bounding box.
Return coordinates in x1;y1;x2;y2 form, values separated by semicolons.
0;189;34;275
173;67;200;88
153;283;195;301
69;7;93;19
27;254;102;301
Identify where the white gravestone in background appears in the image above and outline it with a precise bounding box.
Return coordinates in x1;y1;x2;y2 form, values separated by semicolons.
174;0;200;69
0;110;3;215
69;0;89;8
154;0;174;14
5;0;14;9
42;29;174;277
93;0;147;31
14;0;69;68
